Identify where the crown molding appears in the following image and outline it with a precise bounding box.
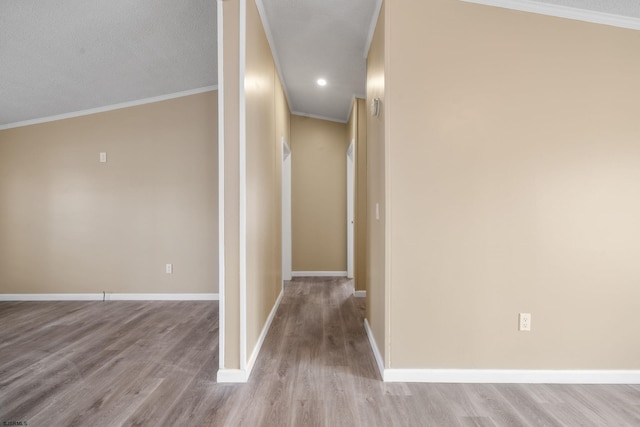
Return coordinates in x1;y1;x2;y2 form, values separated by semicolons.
460;0;640;31
0;86;218;131
254;0;294;115
290;111;348;124
364;0;384;58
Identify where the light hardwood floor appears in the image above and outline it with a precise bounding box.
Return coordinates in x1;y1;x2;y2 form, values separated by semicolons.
1;278;639;426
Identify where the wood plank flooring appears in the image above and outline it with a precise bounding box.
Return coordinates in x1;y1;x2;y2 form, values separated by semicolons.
1;277;639;426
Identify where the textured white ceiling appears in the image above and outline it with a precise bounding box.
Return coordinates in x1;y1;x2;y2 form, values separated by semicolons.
1;1;638;128
258;0;379;123
0;0;217;126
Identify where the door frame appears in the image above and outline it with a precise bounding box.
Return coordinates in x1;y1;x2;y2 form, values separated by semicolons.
282;137;292;282
347;139;355;279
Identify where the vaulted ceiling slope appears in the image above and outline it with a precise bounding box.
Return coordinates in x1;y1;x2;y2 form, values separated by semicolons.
258;0;380;123
0;0;217;128
257;0;640;123
1;1;638;129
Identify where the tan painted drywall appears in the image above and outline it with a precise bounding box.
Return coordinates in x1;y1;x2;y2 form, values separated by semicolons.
385;0;640;369
221;0;241;369
365;0;387;365
348;99;369;292
245;0;285;364
290;115;348;272
220;0;289;372
0;91;218;295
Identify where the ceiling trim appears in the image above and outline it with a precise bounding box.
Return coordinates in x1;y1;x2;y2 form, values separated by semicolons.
291;110;349;124
254;0;294;113
460;0;640;30
0;85;218;131
363;0;384;58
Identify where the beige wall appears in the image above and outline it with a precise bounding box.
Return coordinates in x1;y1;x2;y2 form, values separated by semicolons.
291;115;348;272
0;92;218;295
220;0;289;372
366;1;388;364
383;0;640;369
221;0;241;369
348;99;368;292
245;0;286;364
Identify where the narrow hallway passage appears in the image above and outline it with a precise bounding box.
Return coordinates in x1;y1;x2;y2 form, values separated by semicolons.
226;277;383;425
218;278;640;426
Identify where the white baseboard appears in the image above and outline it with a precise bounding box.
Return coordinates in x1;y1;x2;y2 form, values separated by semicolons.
217;289;284;384
0;293;219;301
354;290;367;298
362;319;639;384
245;289;284;378
216;369;247;383
291;271;347;277
382;369;640;384
364;318;385;380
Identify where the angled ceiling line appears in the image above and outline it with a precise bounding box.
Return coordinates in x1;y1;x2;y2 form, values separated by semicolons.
363;0;384;58
460;0;640;31
256;0;376;123
290;109;349;124
0;85;218;131
254;0;295;117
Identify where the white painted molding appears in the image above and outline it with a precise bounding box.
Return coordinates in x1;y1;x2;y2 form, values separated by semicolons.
245;289;284;379
363;318;640;384
216;369;248;383
383;369;640;384
217;290;284;383
364;319;385;380
291;271;348;277
254;0;294;113
353;290;367;298
0;294;100;301
109;294;219;301
0;293;219;301
290;110;348;124
0;86;218;131
217;0;227;372
363;0;384;58
460;0;640;31
239;0;248;373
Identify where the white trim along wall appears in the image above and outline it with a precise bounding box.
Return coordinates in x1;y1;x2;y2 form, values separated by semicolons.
291;271;348;277
460;0;640;31
364;319;640;384
0;294;219;301
238;0;248;375
363;0;384;58
216;289;284;383
216;0;227;373
0;86;218;131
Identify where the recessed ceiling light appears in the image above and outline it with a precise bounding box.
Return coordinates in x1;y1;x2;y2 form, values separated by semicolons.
317;78;327;87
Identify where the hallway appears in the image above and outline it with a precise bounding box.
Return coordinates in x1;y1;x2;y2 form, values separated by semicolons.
225;278;640;426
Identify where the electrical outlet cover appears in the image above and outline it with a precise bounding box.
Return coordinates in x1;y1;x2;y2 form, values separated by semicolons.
519;313;531;331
